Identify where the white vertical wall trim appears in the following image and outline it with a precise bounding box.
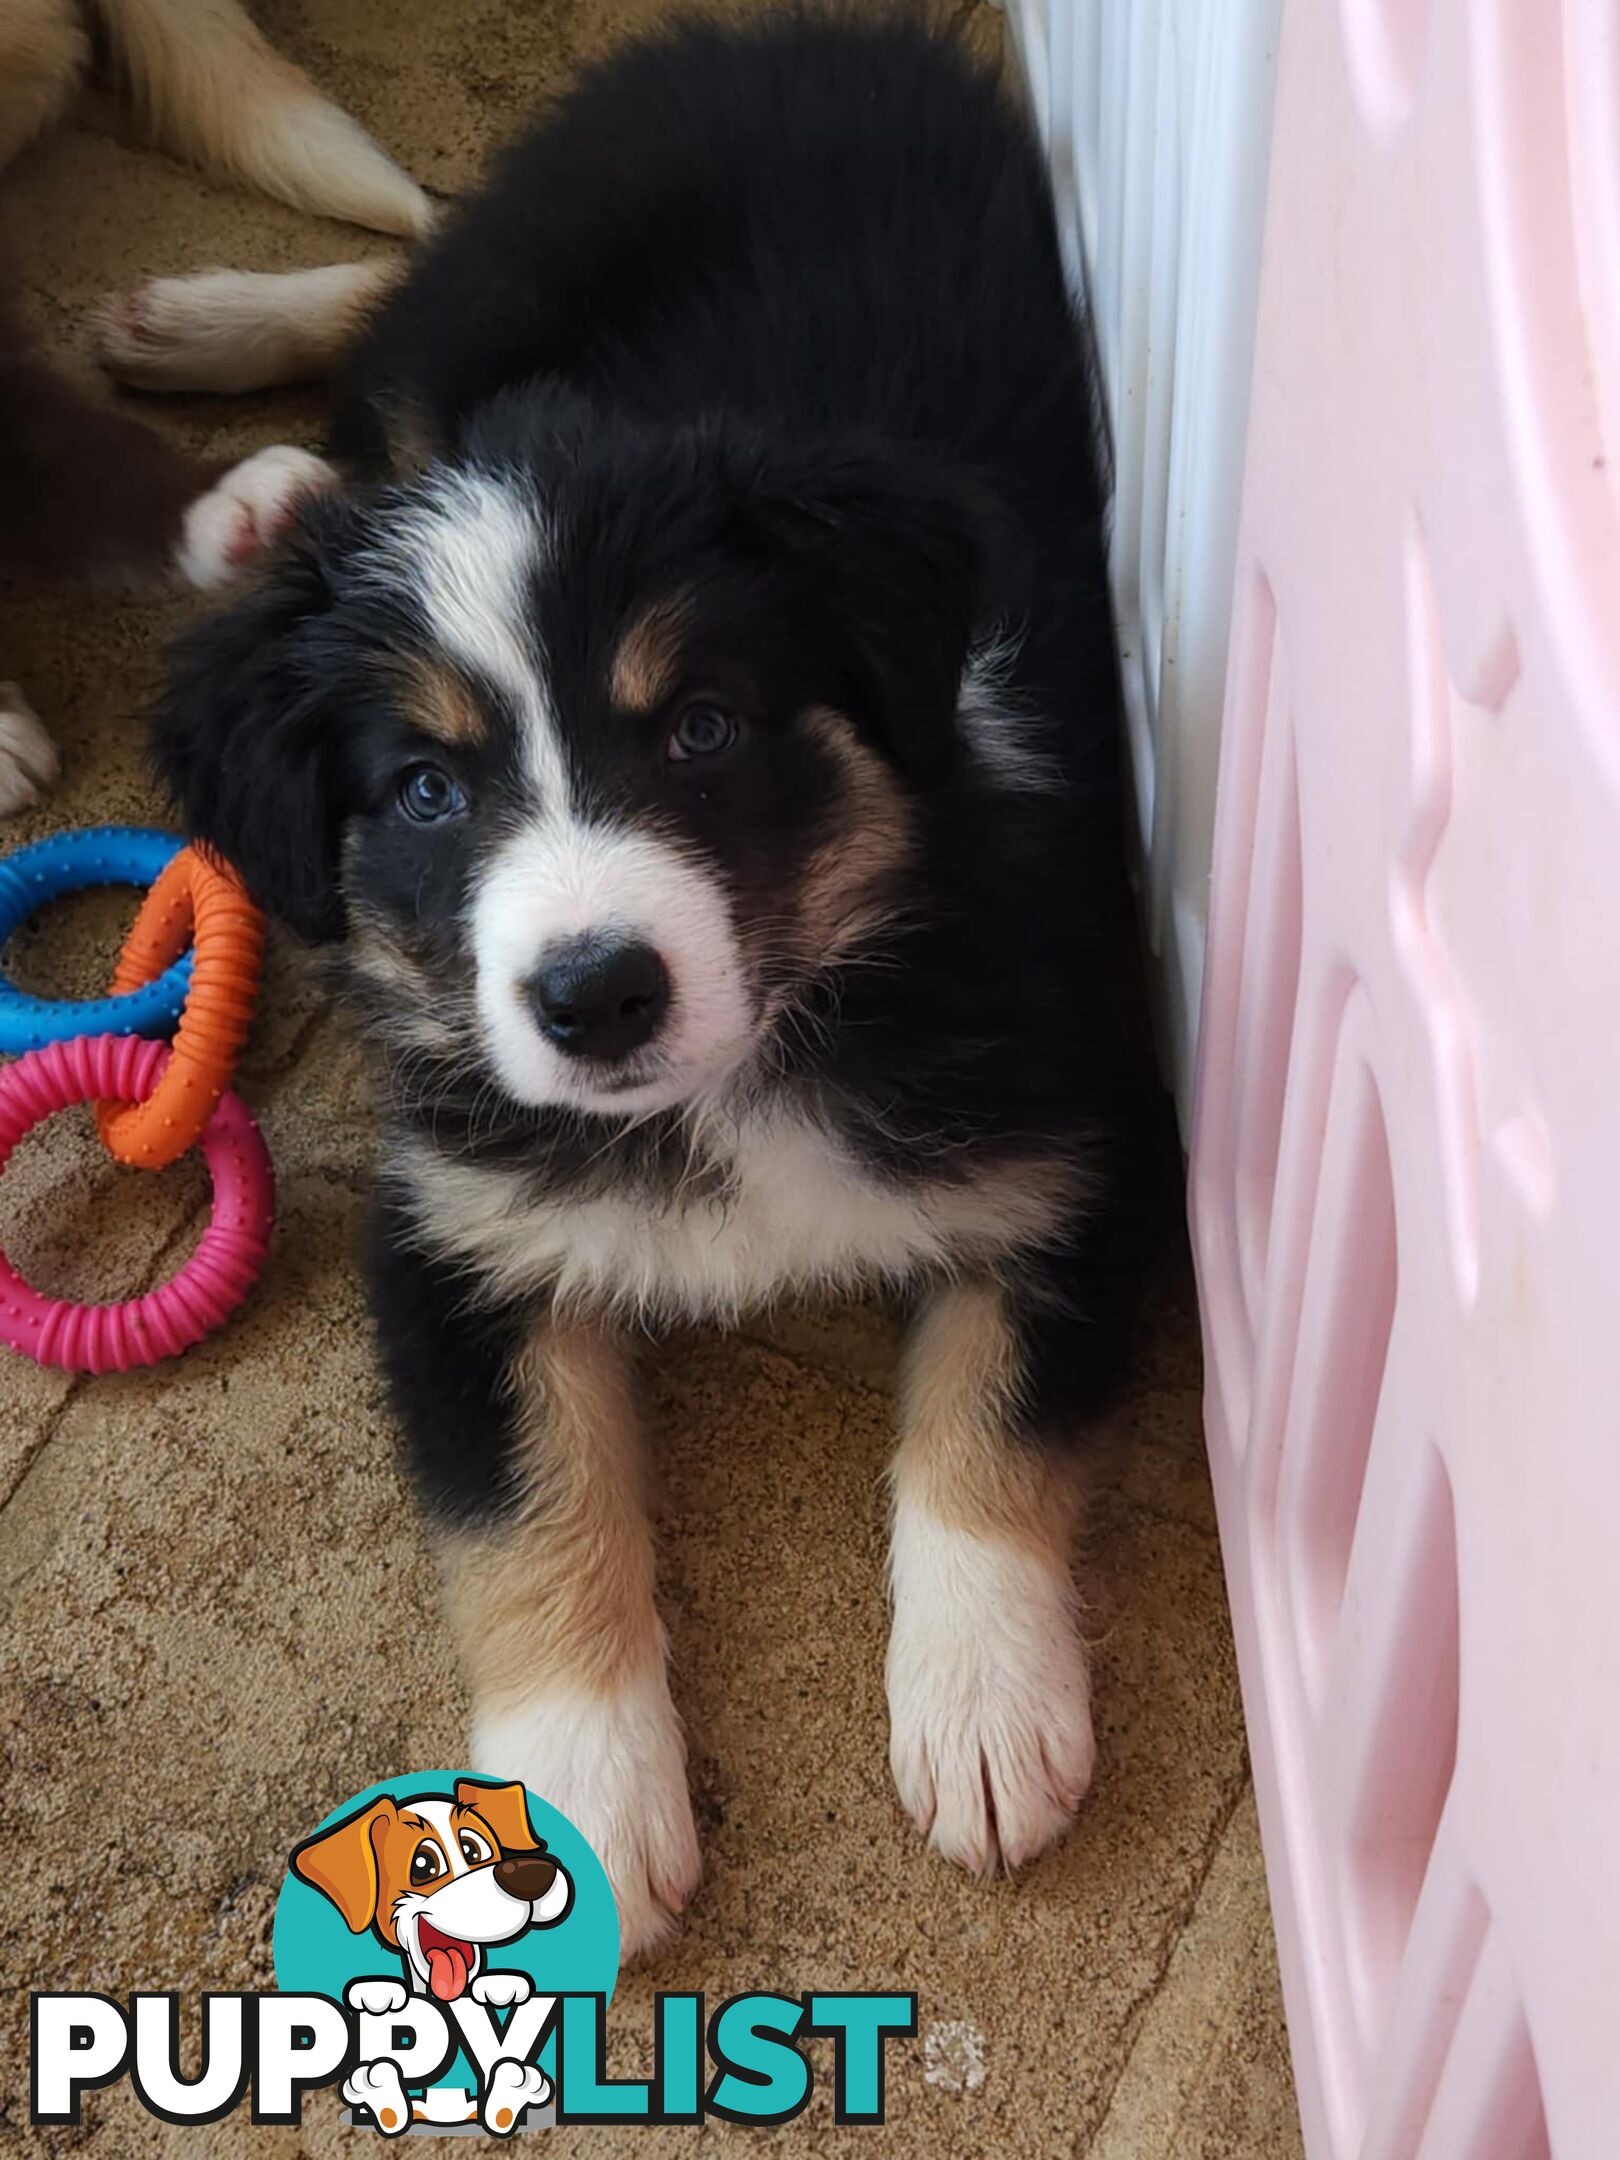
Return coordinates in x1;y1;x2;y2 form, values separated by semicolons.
1000;0;1284;1133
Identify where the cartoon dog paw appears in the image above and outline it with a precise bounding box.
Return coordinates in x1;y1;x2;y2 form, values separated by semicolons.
483;2059;551;2135
346;1978;409;2017
343;2059;412;2136
470;1971;532;2010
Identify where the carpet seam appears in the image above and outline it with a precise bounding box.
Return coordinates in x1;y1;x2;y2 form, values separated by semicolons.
1075;1767;1258;2156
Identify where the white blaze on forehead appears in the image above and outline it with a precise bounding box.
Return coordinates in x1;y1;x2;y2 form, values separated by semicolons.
392;469;570;807
408;1796;471;1877
379;471;757;1114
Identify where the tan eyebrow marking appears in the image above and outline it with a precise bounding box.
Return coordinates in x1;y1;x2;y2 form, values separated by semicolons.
609;592;694;714
395;657;488;747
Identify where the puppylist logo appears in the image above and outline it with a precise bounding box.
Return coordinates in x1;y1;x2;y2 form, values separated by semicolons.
31;1773;916;2135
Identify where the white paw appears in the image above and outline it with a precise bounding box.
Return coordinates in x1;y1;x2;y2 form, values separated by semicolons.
343;2059;412;2136
0;685;60;815
483;2058;550;2134
345;1978;408;2016
470;1970;531;2009
96;262;393;395
887;1510;1096;1875
96;274;250;392
474;1670;701;1965
176;444;335;590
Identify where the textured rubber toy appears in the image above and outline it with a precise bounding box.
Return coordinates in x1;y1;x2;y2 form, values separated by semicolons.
0;827;191;1054
0;1034;274;1372
95;846;265;1170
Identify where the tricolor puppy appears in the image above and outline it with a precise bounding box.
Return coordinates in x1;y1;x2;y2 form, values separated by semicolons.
153;15;1162;1959
290;1778;573;2003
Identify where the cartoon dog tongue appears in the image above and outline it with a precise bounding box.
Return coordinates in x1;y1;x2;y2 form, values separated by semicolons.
419;1922;473;2001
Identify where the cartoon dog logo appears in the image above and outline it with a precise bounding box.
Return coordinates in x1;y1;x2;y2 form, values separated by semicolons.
291;1778;573;2134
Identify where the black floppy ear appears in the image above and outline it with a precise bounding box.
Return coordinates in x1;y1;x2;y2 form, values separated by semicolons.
151;495;363;942
742;441;1008;780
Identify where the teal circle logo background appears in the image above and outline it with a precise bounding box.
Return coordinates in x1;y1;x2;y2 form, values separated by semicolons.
272;1773;618;2084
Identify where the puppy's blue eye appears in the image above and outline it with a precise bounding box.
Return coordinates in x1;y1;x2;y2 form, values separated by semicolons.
399;763;467;822
667;703;739;761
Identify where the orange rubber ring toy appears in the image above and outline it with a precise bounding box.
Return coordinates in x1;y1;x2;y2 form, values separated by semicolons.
95;845;264;1170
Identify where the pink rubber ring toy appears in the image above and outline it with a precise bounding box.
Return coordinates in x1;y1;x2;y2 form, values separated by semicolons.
0;1033;274;1373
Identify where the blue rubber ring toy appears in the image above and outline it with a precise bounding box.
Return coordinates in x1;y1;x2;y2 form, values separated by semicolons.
0;828;194;1055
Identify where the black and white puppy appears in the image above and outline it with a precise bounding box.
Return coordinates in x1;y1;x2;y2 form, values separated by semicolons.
153;10;1160;1959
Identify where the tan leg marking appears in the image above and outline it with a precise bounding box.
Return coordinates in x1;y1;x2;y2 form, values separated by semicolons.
439;1317;660;1706
887;1280;1096;1874
438;1315;700;1960
894;1279;1081;1563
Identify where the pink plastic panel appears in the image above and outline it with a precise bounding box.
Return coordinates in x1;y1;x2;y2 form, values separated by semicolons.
1189;3;1620;2156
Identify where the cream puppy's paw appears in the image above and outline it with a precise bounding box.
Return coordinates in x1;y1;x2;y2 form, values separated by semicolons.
0;685;60;815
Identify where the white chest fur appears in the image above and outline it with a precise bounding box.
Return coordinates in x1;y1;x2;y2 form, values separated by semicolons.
398;1107;1070;1322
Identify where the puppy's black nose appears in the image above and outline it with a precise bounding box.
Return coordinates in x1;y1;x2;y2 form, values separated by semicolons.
527;935;669;1061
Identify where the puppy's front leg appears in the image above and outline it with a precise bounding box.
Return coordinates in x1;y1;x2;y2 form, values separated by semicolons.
447;1317;698;1962
886;1280;1096;1875
372;1218;698;1962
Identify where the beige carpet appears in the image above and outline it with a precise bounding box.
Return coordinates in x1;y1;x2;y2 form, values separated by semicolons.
0;3;1303;2150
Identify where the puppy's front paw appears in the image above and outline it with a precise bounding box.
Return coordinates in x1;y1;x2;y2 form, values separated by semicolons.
97;275;228;391
97;272;282;393
887;1516;1095;1875
0;684;60;815
473;1670;701;1965
176;444;335;590
470;1970;531;2009
343;2059;412;2136
345;1978;408;2016
483;2058;551;2134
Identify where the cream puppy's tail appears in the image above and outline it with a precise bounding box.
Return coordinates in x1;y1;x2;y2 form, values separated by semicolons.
90;0;433;236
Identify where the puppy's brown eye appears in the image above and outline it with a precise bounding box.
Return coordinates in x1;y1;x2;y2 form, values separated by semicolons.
458;1830;492;1865
667;703;738;761
409;1842;444;1885
399;763;467;822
